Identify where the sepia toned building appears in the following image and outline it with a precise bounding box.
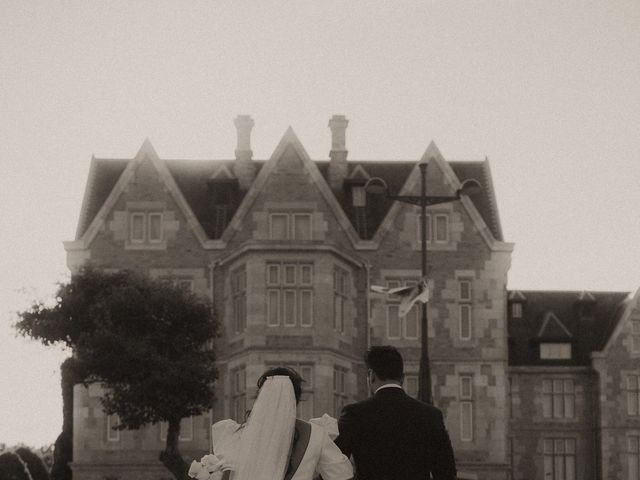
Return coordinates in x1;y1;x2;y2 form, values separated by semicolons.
64;115;639;480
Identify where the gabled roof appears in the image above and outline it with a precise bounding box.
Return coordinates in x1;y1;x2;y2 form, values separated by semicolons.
68;140;220;251
508;290;630;366
75;158;128;239
221;127;361;247
74;139;505;243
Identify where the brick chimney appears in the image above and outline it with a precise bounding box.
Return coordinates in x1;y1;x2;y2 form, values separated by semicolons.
328;115;349;190
233;115;256;189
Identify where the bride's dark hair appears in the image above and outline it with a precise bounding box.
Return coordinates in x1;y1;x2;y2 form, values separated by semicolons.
257;367;304;404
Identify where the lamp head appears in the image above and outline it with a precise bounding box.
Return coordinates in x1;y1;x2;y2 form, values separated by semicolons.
457;179;482;197
364;177;389;196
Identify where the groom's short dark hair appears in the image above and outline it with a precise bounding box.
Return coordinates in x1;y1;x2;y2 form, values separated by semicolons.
257;366;304;403
365;346;404;381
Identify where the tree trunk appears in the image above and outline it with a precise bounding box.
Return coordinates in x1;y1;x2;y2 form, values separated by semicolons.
51;357;83;480
159;418;189;480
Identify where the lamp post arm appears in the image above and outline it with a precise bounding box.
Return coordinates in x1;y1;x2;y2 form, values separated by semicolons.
388;194;461;207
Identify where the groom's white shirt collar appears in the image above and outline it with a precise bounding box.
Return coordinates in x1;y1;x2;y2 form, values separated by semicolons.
374;383;404;394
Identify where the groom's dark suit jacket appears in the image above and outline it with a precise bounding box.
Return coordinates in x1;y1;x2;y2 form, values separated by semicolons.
335;387;456;480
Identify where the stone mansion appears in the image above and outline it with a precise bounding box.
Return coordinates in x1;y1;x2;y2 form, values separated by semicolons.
64;115;640;480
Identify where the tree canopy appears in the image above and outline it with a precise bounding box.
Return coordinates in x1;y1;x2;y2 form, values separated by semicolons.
16;267;219;479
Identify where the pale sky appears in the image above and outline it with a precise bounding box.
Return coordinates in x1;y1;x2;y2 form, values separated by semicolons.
1;1;638;447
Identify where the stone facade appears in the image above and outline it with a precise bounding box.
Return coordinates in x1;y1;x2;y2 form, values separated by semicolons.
507;290;639;480
64;117;637;480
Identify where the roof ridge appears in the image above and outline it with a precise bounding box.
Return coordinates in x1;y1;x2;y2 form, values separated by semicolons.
75;156;98;240
508;289;631;295
482;157;504;241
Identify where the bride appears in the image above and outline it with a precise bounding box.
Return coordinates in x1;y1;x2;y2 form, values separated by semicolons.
189;367;354;480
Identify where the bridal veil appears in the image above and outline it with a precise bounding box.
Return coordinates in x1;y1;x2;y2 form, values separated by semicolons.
233;375;297;480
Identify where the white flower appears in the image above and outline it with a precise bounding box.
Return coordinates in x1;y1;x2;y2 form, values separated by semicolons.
201;454;223;473
188;460;210;480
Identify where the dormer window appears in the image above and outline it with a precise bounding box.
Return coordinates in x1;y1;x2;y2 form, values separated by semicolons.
540;343;572;360
511;303;523;318
207;177;238;238
352;186;366;207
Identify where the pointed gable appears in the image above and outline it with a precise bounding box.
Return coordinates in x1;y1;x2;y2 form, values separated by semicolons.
593;289;638;358
365;141;512;251
346;164;371;183
222;128;360;246
68;140;221;250
577;290;597;302
537;312;572;338
509;290;528;302
209;164;236;181
71;133;507;247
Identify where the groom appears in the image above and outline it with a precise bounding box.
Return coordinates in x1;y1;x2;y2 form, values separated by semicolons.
334;346;457;480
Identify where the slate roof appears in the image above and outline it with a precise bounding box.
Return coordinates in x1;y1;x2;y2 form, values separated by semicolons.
507;290;630;366
75;156;503;242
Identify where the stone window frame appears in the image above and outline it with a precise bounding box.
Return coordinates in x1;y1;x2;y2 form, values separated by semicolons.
268;212;313;240
129;211;164;244
385;278;420;340
543;438;576;480
333;267;350;334
459;374;474;442
415;212;450;244
159;276;194;293
433;213;450;243
231;266;247;334
628;374;640;416
231;366;247;423
542;379;575;419
130;212;146;243
540;343;572;360
458;279;473;341
159;416;194;442
106;413;120;442
266;262;314;328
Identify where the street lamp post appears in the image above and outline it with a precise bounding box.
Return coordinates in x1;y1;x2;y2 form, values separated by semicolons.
365;157;481;404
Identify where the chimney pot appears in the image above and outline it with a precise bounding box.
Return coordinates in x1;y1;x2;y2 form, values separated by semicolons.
328;115;349;190
329;114;349;151
233;115;256;189
234;115;254;153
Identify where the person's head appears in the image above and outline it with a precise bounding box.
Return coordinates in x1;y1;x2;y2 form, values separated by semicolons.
365;346;404;394
256;366;304;404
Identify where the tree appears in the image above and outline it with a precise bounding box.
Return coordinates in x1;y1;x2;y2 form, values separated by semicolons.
15;447;49;480
49;358;82;480
16;267;219;480
0;451;33;480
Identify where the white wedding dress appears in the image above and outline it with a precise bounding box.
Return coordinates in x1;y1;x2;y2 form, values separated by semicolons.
190;376;352;480
210;418;352;480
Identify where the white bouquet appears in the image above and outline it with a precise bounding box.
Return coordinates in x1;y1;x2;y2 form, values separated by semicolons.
188;453;225;480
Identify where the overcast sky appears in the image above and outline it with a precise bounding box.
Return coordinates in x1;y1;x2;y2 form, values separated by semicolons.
1;0;638;447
